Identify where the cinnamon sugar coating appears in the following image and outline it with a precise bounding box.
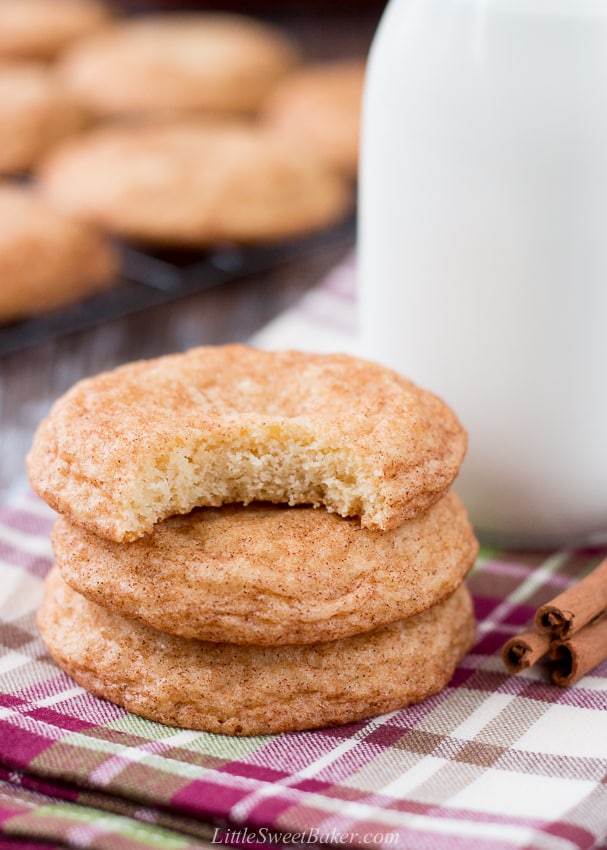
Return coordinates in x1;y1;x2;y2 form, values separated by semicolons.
38;122;352;246
0;0;113;61
0;63;86;175
263;59;366;177
57;14;299;117
0;184;117;323
27;345;468;541
38;568;476;736
53;492;478;646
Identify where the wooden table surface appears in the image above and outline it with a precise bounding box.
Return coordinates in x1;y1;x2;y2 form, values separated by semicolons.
0;7;380;502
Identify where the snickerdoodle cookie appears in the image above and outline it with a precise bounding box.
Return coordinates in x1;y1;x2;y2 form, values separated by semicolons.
0;184;117;323
53;492;478;646
263;59;366;177
0;63;85;174
38;568;476;735
38;122;352;246
27;345;467;541
58;14;298;117
0;0;113;62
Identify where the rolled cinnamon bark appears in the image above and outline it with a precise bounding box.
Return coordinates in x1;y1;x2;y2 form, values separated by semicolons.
535;557;607;639
550;612;607;686
502;629;551;673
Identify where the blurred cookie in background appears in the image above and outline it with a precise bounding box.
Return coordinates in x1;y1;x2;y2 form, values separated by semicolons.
0;63;86;175
38;121;352;247
0;183;118;323
263;59;366;178
58;14;299;118
0;0;114;62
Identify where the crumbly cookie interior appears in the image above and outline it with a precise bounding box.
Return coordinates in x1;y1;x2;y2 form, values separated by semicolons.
127;427;374;539
28;345;465;541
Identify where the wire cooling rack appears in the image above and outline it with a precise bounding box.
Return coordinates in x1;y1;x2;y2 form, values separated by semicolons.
0;214;355;356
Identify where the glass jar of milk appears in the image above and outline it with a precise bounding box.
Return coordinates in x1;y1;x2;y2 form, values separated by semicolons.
359;0;607;548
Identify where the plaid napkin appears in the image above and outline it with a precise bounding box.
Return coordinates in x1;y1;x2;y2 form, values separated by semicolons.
1;256;607;850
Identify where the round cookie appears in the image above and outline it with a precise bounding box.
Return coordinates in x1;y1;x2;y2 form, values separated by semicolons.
53;492;478;646
58;14;299;117
0;0;113;62
0;184;118;323
263;59;366;177
27;345;468;542
37;122;352;246
0;63;85;175
38;568;476;736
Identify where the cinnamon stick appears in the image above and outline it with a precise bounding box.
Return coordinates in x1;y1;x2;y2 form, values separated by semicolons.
502;629;551;673
535;557;607;638
550;612;607;686
502;557;607;684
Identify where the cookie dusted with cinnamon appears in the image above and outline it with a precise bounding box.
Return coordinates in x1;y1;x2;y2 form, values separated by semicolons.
53;492;478;646
263;59;366;178
0;63;85;175
38;568;476;736
0;0;113;62
0;184;117;323
58;14;299;117
38;122;352;246
27;345;467;541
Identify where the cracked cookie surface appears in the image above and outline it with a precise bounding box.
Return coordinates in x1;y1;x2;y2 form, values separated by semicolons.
53;492;478;645
27;345;468;541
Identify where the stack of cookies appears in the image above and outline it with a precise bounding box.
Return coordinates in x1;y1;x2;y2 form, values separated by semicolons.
29;345;478;736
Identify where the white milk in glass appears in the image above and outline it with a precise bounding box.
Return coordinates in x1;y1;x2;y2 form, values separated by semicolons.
359;0;607;547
